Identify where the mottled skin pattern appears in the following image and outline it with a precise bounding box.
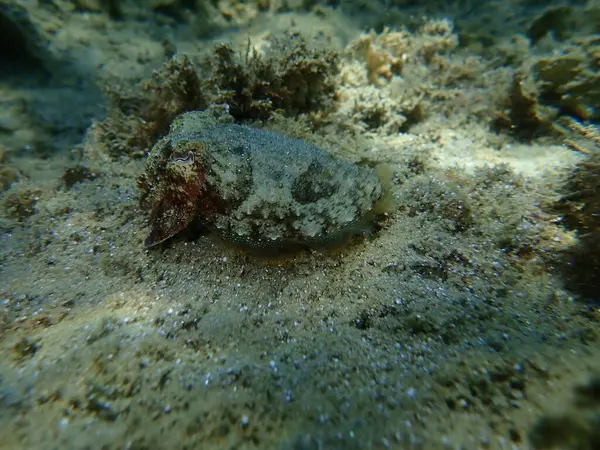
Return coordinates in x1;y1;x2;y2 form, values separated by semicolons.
138;111;385;253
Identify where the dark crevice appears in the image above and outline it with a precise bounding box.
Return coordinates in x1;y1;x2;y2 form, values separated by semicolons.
0;8;48;77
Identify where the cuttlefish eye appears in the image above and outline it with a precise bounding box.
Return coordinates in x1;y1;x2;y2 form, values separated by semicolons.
171;151;194;166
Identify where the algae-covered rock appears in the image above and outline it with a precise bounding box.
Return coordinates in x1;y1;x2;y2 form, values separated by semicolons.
138;110;388;253
533;36;600;123
60;165;98;189
491;35;600;141
3;188;41;221
337;20;460;134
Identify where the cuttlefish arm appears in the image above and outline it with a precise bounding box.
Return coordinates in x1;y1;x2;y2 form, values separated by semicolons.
143;151;204;248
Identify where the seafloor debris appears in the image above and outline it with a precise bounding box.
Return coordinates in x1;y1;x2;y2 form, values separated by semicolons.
3;187;41;221
0;146;19;191
491;70;557;141
60;165;98;189
138;110;389;253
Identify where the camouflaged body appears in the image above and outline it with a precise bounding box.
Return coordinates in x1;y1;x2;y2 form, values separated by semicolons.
139;111;385;252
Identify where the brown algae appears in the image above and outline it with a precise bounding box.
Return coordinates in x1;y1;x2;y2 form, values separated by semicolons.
138;111;388;253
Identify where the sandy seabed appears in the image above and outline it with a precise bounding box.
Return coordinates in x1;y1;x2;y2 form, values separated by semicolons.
1;1;599;449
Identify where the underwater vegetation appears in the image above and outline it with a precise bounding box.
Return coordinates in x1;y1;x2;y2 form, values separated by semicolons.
208;34;338;122
492;35;600;141
98;55;208;159
97;32;338;159
555;121;600;302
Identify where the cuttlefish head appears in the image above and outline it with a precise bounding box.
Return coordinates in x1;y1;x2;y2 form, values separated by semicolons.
138;139;208;248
